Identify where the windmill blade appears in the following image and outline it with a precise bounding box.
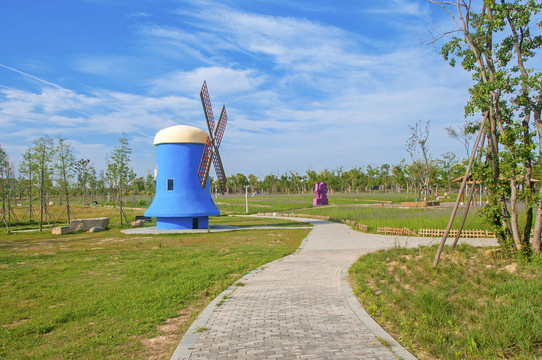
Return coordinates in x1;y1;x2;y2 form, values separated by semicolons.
214;105;228;149
212;149;227;194
200;81;215;136
197;137;214;189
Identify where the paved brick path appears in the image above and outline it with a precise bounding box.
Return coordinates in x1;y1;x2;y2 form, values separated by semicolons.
171;218;497;360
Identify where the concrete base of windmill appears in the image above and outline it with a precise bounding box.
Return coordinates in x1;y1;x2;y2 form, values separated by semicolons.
155;216;209;230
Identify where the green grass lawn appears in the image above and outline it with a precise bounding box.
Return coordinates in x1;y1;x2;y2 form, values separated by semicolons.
6;192;465;233
0;223;310;359
217;193;535;234
216;192;455;215
350;245;542;359
3;194;540;360
300;205;492;232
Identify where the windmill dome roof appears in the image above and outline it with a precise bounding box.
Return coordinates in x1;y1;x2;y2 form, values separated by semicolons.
153;125;208;145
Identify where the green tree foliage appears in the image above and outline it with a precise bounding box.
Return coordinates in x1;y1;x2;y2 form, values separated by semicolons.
74;159;92;206
430;0;542;254
0;144;14;223
144;171;155;198
248;174;258;192
19;146;36;221
438;152;459;193
30;136;55;231
106;134;133;226
55;138;76;222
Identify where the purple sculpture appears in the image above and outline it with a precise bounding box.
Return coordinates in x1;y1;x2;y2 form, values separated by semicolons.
313;182;329;206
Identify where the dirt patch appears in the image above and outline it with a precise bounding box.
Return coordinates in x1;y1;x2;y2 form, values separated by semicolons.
140;309;194;360
502;263;517;274
97;237;124;244
2;318;30;328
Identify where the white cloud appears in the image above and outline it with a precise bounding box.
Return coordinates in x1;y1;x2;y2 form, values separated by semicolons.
72;56;130;76
0;1;478;178
127;11;151;19
363;0;429;16
188;7;370;72
150;66;265;97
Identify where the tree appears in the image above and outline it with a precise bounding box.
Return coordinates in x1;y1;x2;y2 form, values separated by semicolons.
430;0;542;254
248;174;258;192
392;160;408;192
145;171;156;200
235;173;249;193
406;120;432;206
19;147;37;221
74;159;92;206
30;136;54;231
106;134;133;226
379;164;391;192
88;167;98;203
261;174;278;194
55;138;76;222
0;145;12;225
438;152;458;193
446;124;474;158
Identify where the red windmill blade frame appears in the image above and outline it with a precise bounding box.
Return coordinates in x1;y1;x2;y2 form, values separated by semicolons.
197;81;228;194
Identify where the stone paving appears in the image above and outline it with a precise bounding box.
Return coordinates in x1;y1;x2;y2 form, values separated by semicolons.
171;218;498;360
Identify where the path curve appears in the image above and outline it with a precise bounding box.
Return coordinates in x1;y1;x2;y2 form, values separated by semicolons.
171;217;497;360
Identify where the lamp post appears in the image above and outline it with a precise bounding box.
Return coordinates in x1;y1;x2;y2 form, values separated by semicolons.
244;185;249;213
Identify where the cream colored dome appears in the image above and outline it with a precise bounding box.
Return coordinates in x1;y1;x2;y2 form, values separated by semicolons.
153;125;208;145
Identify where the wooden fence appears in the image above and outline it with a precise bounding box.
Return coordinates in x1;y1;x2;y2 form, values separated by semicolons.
416;228;495;238
256;212;495;238
376;227;417;236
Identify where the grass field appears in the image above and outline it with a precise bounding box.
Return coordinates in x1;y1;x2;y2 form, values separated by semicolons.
215;193;496;233
2;204;149;231
2;193;539;360
350;245;542;359
216;192;456;215
0;218;310;359
300;205;493;231
3;192;466;233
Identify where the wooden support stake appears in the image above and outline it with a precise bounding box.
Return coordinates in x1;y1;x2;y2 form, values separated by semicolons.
433;113;488;268
451;135;486;250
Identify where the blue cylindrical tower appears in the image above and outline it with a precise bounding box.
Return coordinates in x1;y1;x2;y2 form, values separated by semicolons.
144;125;220;229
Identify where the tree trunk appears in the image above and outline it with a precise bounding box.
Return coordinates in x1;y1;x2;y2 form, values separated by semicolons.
28;184;33;221
509;178;522;251
531;91;542;253
39;162;44;232
434;114;487;267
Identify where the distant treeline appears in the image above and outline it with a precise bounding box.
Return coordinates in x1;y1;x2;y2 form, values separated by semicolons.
215;154;471;195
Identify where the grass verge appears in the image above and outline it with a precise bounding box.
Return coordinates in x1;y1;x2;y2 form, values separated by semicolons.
0;225;310;359
349;244;542;359
301;205;492;232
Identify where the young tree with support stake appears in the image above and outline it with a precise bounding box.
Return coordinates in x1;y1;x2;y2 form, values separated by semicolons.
74;158;92;206
55;138;76;223
29;136;54;232
429;0;542;262
19;148;36;222
0;145;13;231
106;134;133;227
406;120;432;207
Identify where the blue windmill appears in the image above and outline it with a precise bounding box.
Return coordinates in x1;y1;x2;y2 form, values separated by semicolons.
144;81;228;229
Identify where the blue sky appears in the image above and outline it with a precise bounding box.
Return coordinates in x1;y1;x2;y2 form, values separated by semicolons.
0;0;475;178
